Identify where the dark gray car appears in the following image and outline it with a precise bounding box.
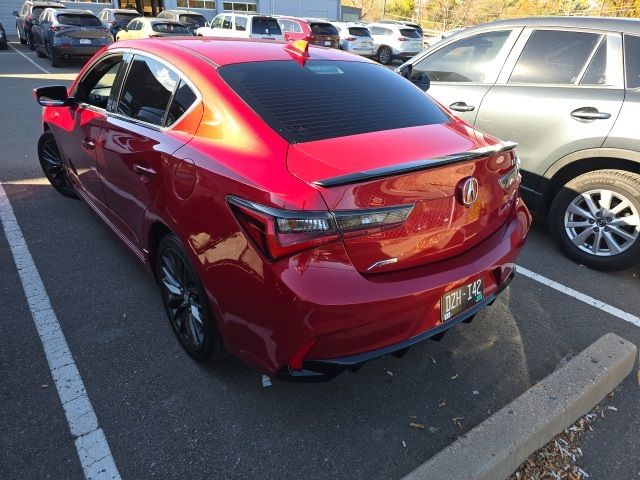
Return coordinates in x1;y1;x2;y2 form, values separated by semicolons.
399;17;640;270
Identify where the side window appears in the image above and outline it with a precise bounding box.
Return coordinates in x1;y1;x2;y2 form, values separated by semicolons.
413;30;511;83
116;56;179;127
134;21;142;30
222;15;232;29
235;16;247;32
212;15;223;28
279;20;292;32
165;81;198;127
624;34;640;89
581;39;608;86
74;55;124;110
510;30;602;84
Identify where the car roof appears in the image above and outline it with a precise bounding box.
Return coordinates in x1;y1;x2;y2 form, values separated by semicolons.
142;17;181;24
52;9;96;16
104;8;139;13
462;16;640;35
111;37;372;67
368;22;416;30
29;1;64;6
164;9;204;15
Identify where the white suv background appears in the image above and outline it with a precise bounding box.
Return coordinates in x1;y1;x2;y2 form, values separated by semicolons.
196;13;283;41
367;23;423;65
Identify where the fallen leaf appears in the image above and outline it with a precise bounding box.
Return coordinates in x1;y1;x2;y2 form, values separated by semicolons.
472;390;479;395
386;370;394;376
606;406;617;411
402;440;407;448
438;400;446;407
637;370;640;386
428;356;436;364
409;422;426;430
40;384;48;388
451;373;459;380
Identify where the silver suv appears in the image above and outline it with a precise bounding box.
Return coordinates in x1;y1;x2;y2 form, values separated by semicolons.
367;23;423;65
399;17;640;270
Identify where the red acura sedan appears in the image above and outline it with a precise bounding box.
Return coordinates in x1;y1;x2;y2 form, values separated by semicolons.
34;38;530;380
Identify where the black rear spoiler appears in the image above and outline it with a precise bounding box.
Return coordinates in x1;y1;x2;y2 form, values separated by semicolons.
313;141;518;188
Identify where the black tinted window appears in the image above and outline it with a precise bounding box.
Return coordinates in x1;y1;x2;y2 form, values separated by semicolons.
117;56;179;126
219;60;449;143
235;16;247;31
348;27;370;37
400;28;420;38
75;55;124;110
57;14;102;26
625;34;640;89
152;22;189;33
114;12;138;21
510;30;602;84
179;14;206;26
252;17;281;35
310;23;338;36
31;7;46;18
166;81;197;127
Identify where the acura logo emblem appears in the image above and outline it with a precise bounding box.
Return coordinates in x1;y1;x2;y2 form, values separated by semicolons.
459;177;479;207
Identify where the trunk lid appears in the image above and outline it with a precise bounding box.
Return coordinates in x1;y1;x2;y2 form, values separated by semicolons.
287;123;518;273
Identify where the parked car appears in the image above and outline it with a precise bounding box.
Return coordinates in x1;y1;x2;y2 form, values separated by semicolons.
277;17;340;48
196;13;283;41
97;8;140;39
14;0;65;50
32;9;112;68
157;9;207;35
115;18;190;41
0;22;7;49
332;22;374;56
33;38;530;380
367;22;423;65
398;17;640;270
379;19;424;37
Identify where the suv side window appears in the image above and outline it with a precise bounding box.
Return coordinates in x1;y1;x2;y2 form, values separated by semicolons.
74;55;125;110
235;16;247;32
116;56;179;127
212;15;223;28
222;15;232;29
412;30;511;83
580;39;608;86
510;30;602;84
624;34;640;89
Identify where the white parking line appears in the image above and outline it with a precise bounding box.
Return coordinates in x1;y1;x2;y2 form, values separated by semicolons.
517;265;640;328
0;183;121;480
8;43;50;74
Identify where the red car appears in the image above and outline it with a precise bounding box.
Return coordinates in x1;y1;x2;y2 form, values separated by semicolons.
277;17;340;48
34;38;530;381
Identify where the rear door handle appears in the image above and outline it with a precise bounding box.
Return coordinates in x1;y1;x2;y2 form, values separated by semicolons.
571;107;611;120
82;139;95;150
132;164;157;178
449;101;475;112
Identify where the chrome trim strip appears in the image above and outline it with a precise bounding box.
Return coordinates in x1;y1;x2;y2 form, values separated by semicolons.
313;141;518;188
366;257;398;271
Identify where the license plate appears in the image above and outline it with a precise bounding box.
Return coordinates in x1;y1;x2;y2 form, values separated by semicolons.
441;278;483;321
324;40;331;46
79;39;91;44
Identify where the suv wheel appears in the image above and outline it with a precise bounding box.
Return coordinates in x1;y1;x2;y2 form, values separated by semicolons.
27;32;35;50
37;131;78;199
377;46;392;65
549;169;640;271
17;26;26;44
47;42;61;68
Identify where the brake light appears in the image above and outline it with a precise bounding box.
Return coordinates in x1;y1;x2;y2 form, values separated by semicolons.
50;25;60;31
345;36;356;41
398;37;407;41
227;196;414;260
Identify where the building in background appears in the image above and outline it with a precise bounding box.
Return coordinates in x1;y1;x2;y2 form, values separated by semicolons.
1;0;343;33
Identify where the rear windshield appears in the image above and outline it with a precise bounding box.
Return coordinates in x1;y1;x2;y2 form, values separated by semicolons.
33;6;63;17
114;12;138;21
179;14;206;26
252;17;281;35
348;27;371;37
152;23;189;33
310;23;338;36
57;14;102;26
400;28;421;38
219;60;449;143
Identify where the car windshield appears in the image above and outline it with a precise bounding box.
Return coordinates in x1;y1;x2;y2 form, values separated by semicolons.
400;28;420;38
179;14;206;26
310;23;338;36
219;60;448;143
114;12;138;21
252;17;281;35
57;14;102;26
152;22;189;33
348;27;370;37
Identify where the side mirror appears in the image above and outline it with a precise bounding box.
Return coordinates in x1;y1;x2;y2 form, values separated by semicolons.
397;63;412;79
397;63;431;92
33;85;70;107
122;27;128;31
13;10;19;16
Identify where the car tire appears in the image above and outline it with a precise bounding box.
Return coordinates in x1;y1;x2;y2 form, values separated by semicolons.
377;46;392;65
18;26;26;44
157;234;226;363
36;44;46;57
47;43;61;68
27;32;35;50
37;131;78;199
549;169;640;271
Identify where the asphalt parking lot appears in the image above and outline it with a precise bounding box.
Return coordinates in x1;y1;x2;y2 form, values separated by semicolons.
1;41;639;480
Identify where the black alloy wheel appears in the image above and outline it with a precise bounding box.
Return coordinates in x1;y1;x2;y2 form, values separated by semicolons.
27;31;35;50
37;131;77;199
157;235;225;362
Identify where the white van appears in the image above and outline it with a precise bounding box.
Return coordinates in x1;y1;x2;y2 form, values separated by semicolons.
195;13;283;41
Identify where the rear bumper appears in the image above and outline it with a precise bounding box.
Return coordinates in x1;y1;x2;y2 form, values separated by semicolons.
51;45;106;58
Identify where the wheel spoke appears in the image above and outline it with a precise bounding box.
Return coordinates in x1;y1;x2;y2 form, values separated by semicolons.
610;214;640;228
609;225;638;243
161;264;181;296
566;202;594;219
570;227;594;247
582;193;600;216
598;190;612;210
603;231;623;255
566;220;591;228
610;200;631;215
591;228;603;254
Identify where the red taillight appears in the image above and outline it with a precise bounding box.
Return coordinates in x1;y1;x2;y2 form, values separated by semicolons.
227;196;414;260
345;36;356;41
50;25;60;31
398;37;407;42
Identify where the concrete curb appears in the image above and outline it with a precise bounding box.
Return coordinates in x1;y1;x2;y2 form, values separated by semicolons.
403;333;637;480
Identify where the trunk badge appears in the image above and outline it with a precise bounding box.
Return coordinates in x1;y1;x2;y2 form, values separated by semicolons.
367;258;398;271
459;177;479;207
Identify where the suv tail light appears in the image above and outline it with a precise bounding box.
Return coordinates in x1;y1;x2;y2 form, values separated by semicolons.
227;196;413;260
397;37;407;41
345;36;356;41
